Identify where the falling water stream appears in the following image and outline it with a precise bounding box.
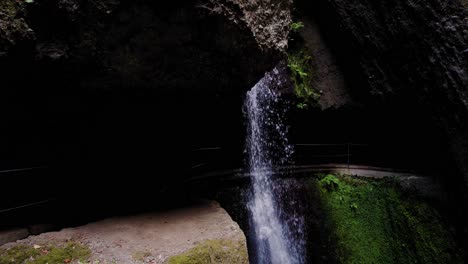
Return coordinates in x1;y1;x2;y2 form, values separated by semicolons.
245;67;304;264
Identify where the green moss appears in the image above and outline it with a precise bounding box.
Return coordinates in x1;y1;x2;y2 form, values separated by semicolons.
0;245;40;264
287;48;320;109
290;22;304;32
319;174;341;192
314;174;463;264
132;250;152;262
0;242;91;264
167;239;248;264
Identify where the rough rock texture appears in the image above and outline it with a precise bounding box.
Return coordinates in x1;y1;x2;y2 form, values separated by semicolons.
302;0;468;185
0;0;277;94
204;0;293;51
0;0;280;202
0;1;34;57
298;16;352;109
0;201;248;264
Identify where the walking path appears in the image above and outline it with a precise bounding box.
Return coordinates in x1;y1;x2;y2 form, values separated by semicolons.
0;200;247;264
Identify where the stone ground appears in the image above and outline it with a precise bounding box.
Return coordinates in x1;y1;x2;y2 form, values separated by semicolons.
0;200;247;264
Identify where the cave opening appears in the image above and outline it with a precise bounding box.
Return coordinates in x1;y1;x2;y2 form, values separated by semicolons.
0;0;466;263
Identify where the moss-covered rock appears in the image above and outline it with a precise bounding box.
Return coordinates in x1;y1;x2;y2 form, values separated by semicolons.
167;239;248;264
319;174;340;192
0;242;90;264
315;174;463;264
287;47;320;109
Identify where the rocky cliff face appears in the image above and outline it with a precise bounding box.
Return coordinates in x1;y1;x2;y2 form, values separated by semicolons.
1;0;467;213
1;0;280;95
0;0;282;206
0;1;34;57
298;0;468;187
204;0;293;51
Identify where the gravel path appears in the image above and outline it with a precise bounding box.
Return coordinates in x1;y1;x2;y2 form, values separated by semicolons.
1;200;247;264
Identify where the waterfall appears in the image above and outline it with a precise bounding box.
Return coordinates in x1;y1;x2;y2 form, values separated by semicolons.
245;67;304;264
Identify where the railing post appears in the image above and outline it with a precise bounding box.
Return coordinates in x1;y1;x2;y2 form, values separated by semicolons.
347;143;350;169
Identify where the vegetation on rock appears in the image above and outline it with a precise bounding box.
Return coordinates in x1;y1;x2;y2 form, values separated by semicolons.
314;174;463;264
290;21;304;32
167;239;248;264
0;242;90;264
319;174;340;192
287;48;320;109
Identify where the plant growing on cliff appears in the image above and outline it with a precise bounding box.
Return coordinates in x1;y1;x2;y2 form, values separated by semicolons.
320;174;340;192
290;21;304;32
287;48;320;109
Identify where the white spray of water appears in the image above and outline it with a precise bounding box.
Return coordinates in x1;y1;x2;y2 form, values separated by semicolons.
245;67;304;264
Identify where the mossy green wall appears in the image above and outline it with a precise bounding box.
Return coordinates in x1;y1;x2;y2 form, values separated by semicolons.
315;174;463;264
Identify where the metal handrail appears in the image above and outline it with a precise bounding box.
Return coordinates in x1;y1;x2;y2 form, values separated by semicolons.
0;166;50;214
191;143;369;171
296;143;369;146
192;147;222;152
0;166;47;174
294;143;369;169
0;199;54;214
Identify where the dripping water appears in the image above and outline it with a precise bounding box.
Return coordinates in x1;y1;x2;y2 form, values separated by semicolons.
244;66;305;264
